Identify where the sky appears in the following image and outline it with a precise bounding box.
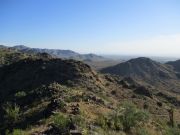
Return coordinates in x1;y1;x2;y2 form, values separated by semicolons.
0;0;180;57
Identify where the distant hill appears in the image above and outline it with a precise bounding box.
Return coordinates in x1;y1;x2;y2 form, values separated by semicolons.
166;59;180;72
0;45;7;49
101;57;177;79
11;45;78;58
83;59;122;70
101;57;180;92
11;45;106;61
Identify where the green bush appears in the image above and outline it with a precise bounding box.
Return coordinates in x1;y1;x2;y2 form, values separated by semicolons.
6;129;27;135
96;115;108;129
96;114;124;130
109;113;123;130
15;91;26;98
82;128;89;135
165;127;180;135
71;115;86;128
136;128;149;135
52;113;70;132
3;103;20;123
95;102;149;132
119;102;149;131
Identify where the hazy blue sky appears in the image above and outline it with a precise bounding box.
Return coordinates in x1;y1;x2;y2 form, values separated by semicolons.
1;0;180;56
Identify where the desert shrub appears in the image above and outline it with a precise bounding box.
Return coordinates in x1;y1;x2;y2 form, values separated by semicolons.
59;100;66;109
81;128;89;135
96;115;108;129
109;102;149;132
52;99;66;110
65;96;75;103
95;102;149;132
15;91;26;98
6;129;27;135
69;115;88;133
52;113;70;132
71;115;86;128
136;128;149;135
3;103;20;123
110;113;123;130
118;102;149;131
165;127;180;135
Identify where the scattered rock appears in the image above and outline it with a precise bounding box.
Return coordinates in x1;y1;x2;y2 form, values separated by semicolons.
157;101;163;107
83;94;104;105
71;104;80;115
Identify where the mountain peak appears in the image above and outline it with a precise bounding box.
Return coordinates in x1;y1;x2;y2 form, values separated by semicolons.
128;57;154;64
130;57;151;61
101;57;177;86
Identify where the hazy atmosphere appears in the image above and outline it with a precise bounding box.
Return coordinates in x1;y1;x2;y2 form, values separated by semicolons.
1;0;180;57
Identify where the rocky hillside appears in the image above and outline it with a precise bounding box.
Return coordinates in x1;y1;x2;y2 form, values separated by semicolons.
101;57;177;79
0;58;102;102
101;57;180;92
0;47;54;67
0;51;180;135
0;55;104;134
166;59;180;72
0;48;32;67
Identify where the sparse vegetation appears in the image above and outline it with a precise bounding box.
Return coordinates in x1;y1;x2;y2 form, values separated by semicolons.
136;128;149;135
164;126;180;135
118;102;149;131
3;103;21;123
0;48;180;135
15;91;27;98
52;113;70;133
6;129;27;135
71;115;86;128
96;102;149;133
96;115;108;129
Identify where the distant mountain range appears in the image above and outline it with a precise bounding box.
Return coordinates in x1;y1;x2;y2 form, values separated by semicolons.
0;45;122;69
0;45;8;49
10;45;106;61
